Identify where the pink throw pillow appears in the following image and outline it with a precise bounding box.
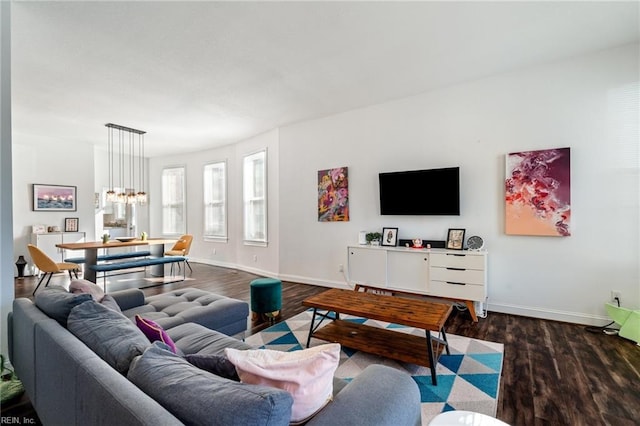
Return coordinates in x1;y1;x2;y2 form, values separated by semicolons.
69;279;105;302
225;343;340;424
135;315;178;354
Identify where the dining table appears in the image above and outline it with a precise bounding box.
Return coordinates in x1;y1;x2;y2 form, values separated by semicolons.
56;238;177;283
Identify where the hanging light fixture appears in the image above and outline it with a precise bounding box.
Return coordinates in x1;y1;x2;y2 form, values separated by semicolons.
106;126;116;202
105;123;147;205
136;132;147;204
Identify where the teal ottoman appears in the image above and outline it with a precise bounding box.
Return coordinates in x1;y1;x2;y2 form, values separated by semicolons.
250;278;282;323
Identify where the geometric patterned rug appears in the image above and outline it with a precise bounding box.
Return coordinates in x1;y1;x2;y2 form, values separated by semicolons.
245;309;504;425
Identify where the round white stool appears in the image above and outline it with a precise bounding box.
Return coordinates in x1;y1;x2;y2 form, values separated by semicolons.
429;410;510;426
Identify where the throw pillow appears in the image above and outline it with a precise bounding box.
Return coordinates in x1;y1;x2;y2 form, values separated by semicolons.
225;343;341;424
100;294;123;313
67;300;150;374
34;286;93;326
185;353;240;381
128;342;293;425
69;279;105;302
135;315;178;354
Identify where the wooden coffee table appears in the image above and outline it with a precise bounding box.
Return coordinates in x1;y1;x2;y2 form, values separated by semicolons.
302;288;453;385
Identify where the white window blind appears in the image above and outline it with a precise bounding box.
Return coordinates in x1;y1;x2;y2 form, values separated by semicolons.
161;166;186;235
243;150;267;244
203;161;227;239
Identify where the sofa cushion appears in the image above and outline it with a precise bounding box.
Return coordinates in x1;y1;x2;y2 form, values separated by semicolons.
34;286;93;326
67;300;150;374
166;322;253;355
135;315;178;354
225;343;341;424
128;342;293;426
185;353;240;381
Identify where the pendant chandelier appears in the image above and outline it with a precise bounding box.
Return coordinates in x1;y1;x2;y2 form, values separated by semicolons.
105;123;147;205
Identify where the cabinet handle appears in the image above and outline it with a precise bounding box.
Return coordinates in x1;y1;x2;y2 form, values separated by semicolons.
446;267;465;271
446;281;466;286
447;253;466;257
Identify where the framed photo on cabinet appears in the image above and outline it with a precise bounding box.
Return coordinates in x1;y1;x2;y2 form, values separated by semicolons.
446;228;465;250
382;227;398;247
65;218;79;232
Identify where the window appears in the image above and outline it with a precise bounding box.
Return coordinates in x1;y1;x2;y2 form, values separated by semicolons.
203;161;227;240
161;166;186;235
243;150;267;244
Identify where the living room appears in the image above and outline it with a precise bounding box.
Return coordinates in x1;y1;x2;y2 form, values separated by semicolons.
1;2;639;424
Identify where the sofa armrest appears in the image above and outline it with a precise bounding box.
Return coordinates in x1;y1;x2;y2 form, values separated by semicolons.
109;289;146;311
307;364;421;426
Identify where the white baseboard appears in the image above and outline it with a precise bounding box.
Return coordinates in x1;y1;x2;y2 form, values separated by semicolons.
188;261;612;327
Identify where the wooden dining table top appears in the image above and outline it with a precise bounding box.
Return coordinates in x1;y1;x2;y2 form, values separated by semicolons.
56;238;177;250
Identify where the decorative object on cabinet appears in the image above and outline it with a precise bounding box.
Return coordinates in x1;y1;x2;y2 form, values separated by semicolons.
412;238;423;248
32;224;47;234
446;229;465;250
317;166;349;222
505;147;571;236
365;232;382;246
382;227;398;247
358;231;367;245
32;184;76;212
64;218;79;232
467;235;484;251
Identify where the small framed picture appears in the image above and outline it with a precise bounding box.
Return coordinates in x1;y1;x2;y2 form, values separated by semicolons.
382;227;399;247
446;228;465;250
65;217;79;232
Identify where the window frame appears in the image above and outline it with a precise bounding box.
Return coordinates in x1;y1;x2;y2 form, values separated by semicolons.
242;149;267;246
161;166;186;236
203;160;228;242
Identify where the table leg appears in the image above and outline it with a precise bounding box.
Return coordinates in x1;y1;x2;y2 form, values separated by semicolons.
84;249;98;283
426;331;438;385
441;328;450;355
149;244;165;277
306;308;318;348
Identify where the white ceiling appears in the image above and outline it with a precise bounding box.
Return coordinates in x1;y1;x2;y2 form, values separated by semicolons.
10;1;639;157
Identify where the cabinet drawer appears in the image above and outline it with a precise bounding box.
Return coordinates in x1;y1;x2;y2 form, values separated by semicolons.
430;267;485;285
429;280;486;301
430;252;485;269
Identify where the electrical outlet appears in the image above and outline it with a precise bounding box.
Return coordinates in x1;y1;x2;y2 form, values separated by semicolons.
253;255;258;262
212;248;216;255
611;290;622;303
338;264;344;272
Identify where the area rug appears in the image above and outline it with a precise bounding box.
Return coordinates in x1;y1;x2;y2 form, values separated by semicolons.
245;309;504;425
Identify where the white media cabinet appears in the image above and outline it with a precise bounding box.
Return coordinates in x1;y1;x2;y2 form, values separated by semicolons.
347;245;487;321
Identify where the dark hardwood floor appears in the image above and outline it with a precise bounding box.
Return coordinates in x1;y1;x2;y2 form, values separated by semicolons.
7;263;640;425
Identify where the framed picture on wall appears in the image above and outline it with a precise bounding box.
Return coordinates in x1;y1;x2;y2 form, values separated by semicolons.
32;184;77;212
65;218;79;232
382;227;399;247
446;228;465;250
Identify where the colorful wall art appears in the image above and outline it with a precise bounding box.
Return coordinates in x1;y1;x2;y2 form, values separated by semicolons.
318;167;349;222
505;148;571;236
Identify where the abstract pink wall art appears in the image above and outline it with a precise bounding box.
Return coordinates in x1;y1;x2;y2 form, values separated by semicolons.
505;147;571;236
318;167;349;222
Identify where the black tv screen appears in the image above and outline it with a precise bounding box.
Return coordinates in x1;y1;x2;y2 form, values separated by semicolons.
379;167;460;215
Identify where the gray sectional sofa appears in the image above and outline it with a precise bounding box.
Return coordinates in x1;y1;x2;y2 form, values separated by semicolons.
8;286;422;426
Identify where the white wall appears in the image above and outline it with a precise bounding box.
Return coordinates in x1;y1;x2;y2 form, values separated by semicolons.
148;128;280;277
12;141;97;272
278;44;639;324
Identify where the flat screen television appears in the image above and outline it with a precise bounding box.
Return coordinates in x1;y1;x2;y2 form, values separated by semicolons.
379;167;460;215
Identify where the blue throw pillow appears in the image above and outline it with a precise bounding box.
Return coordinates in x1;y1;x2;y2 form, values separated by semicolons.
185;353;240;381
67;300;150;374
127;342;293;425
34;286;93;326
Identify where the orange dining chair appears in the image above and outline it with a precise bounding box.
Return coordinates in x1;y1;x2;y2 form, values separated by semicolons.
165;234;193;274
27;244;80;296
